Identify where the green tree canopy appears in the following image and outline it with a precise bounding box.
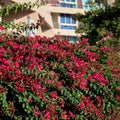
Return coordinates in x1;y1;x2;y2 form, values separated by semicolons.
73;0;120;45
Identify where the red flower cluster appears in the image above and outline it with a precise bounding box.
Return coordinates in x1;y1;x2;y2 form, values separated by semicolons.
88;72;109;85
0;25;5;31
0;32;120;119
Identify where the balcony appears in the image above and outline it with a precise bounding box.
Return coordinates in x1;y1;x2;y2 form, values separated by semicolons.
41;28;77;38
47;0;83;9
39;6;84;14
52;21;77;36
47;2;76;8
40;20;77;37
53;21;77;29
53;28;76;36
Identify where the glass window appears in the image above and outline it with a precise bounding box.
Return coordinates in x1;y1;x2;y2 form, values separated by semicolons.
66;14;71;23
60;14;76;24
60;14;65;23
66;0;70;2
60;14;76;30
60;25;76;30
59;0;76;8
63;36;77;43
72;19;76;24
83;0;92;10
72;4;76;8
60;3;76;8
65;0;75;2
71;0;75;2
71;36;77;42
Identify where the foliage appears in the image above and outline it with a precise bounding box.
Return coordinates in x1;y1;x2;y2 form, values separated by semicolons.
0;27;120;119
73;0;120;45
0;0;46;33
0;0;46;17
0;20;42;35
84;0;107;9
0;21;28;34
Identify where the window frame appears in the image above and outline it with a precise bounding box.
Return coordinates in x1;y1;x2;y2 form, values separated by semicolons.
59;0;76;8
60;14;76;24
60;14;77;30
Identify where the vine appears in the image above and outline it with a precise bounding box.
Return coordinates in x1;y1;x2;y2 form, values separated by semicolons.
0;21;28;34
0;0;47;33
0;0;47;16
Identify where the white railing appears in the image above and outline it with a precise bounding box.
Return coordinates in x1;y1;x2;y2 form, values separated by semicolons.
53;22;77;29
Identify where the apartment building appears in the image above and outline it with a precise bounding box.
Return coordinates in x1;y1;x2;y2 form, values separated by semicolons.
39;0;85;42
0;0;115;42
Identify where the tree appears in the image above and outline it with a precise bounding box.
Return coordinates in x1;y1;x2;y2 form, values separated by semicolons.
73;0;120;46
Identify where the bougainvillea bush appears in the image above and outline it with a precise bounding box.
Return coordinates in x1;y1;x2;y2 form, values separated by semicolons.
0;29;120;120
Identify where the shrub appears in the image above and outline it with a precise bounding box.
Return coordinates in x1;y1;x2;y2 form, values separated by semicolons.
0;30;120;120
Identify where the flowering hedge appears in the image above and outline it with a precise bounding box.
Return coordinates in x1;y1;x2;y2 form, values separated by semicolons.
0;30;120;119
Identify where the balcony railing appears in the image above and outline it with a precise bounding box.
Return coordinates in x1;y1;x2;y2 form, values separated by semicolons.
47;0;83;9
53;22;77;30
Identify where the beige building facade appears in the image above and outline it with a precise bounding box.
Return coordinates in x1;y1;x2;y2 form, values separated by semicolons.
0;0;115;41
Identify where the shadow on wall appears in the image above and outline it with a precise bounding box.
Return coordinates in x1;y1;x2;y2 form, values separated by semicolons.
2;9;35;22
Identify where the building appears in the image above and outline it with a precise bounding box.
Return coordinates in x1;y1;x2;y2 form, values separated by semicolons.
39;0;84;42
0;0;115;42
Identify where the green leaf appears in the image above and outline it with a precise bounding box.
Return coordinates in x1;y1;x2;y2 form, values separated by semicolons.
5;7;9;16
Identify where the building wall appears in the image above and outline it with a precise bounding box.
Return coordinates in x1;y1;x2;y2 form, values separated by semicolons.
52;13;59;29
1;0;115;41
32;2;84;38
1;0;83;38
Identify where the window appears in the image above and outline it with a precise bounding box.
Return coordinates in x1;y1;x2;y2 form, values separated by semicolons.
66;14;71;23
60;3;76;8
63;36;77;43
60;0;75;2
71;36;77;42
60;14;65;23
60;14;76;30
83;0;91;10
60;14;76;24
59;0;76;8
61;25;76;30
83;0;104;10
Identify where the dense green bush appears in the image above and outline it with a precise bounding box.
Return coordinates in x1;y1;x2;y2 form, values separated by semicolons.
73;0;120;46
0;27;120;120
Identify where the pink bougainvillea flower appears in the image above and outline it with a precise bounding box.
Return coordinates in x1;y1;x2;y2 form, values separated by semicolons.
27;97;31;103
38;65;43;70
0;31;119;120
0;87;6;94
68;111;75;119
79;101;85;109
85;51;99;62
116;88;120;91
33;106;41;117
0;25;5;31
78;38;89;46
79;78;87;89
88;72;109;85
47;79;53;84
61;111;67;119
55;81;63;88
100;46;113;53
50;91;58;99
96;96;102;107
116;96;120;101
